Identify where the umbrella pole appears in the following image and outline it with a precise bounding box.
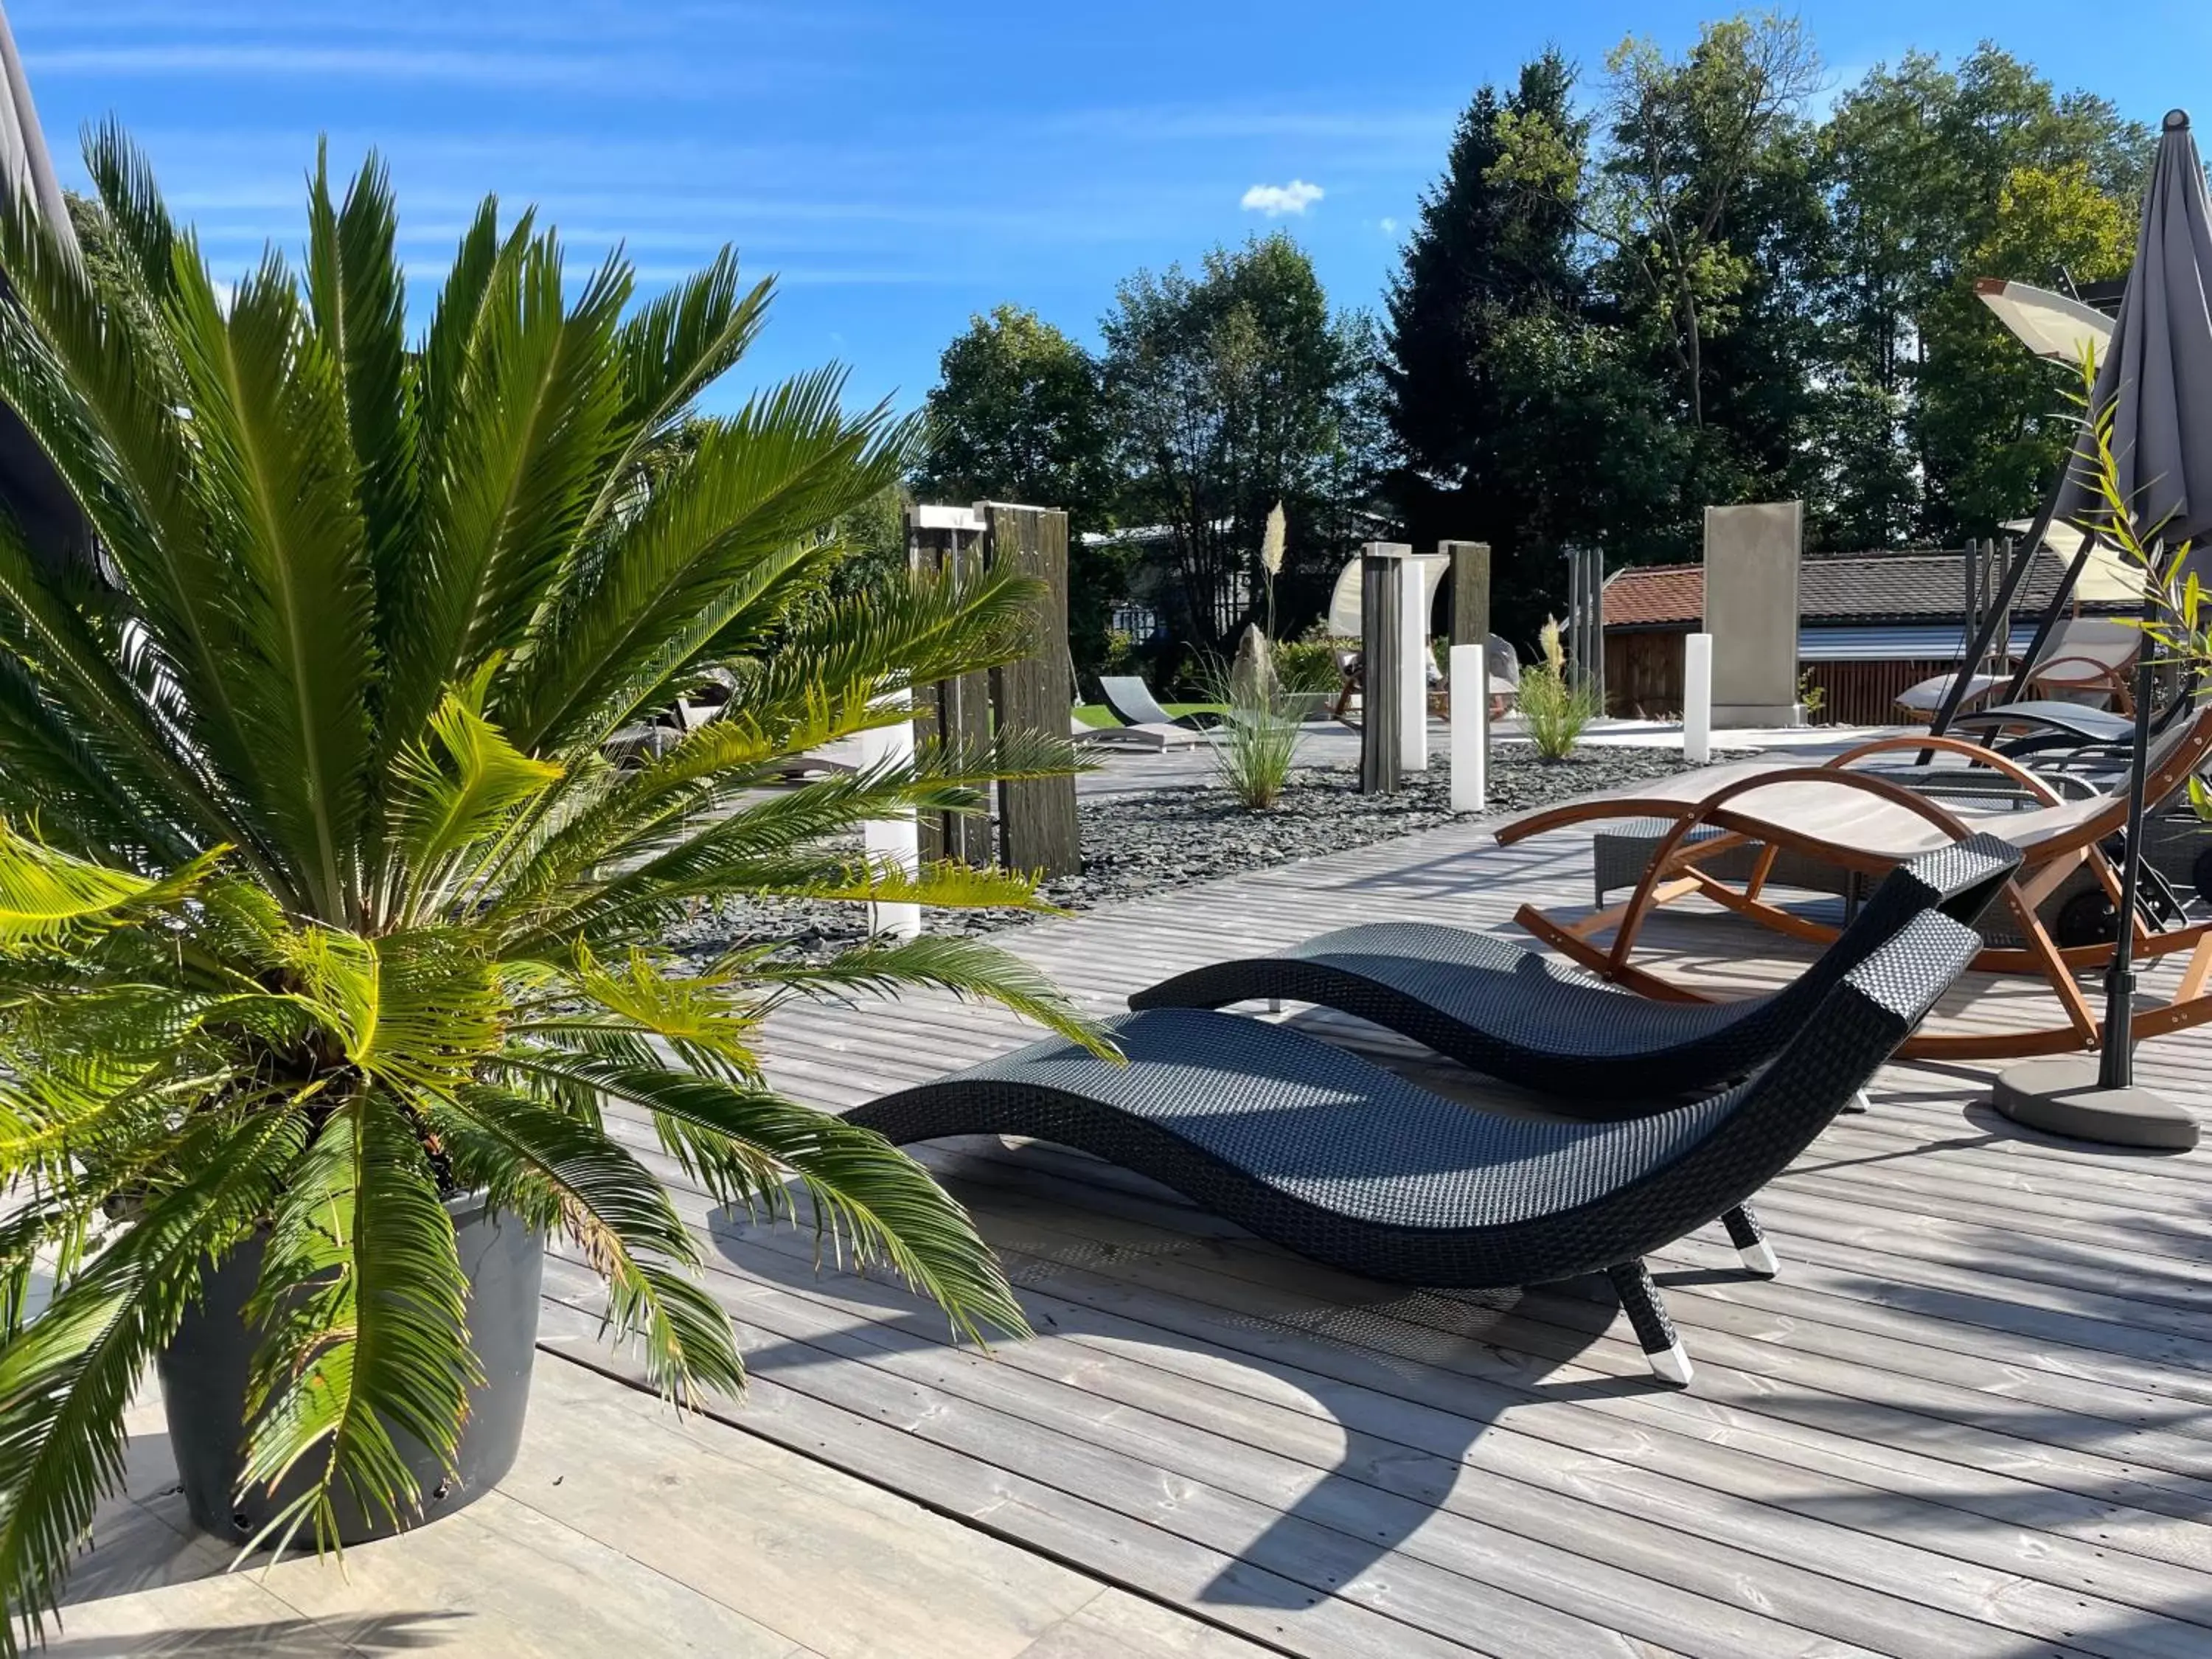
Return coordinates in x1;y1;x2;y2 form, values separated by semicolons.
1993;548;2195;1149
2097;581;2162;1091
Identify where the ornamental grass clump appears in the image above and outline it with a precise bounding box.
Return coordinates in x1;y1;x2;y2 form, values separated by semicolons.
1517;616;1600;759
0;127;1101;1646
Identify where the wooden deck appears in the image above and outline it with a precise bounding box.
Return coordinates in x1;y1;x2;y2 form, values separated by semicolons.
65;811;2212;1657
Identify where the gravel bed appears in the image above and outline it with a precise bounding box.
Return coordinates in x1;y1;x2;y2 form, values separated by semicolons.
663;745;1710;965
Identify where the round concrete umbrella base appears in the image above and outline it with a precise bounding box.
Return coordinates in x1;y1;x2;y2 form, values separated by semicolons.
1992;1055;2200;1151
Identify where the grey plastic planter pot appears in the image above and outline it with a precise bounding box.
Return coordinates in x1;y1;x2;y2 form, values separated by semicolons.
156;1194;544;1547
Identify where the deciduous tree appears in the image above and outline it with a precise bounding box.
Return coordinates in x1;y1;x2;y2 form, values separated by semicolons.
914;305;1121;668
1102;234;1380;653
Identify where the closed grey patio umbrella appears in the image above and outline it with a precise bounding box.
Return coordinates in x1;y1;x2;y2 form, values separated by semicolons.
1996;108;2212;1149
2055;111;2212;558
0;1;89;572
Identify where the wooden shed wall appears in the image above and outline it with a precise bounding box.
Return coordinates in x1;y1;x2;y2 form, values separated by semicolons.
1602;630;1953;726
1605;632;1684;717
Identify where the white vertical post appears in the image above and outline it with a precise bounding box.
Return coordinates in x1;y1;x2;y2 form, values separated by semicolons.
1450;643;1487;813
860;692;921;940
1683;633;1713;765
1398;558;1427;773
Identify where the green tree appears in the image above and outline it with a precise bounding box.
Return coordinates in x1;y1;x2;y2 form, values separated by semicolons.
1497;13;1822;431
914;305;1121;671
1388;52;1692;641
0;131;1099;1643
1101;233;1380;653
1481;310;1690;636
1818;46;2149;540
1917;161;2137;531
1384;52;1585;520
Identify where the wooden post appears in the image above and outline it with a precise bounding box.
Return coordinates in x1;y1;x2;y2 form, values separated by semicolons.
1441;540;1492;799
1567;545;1607;712
1992;538;2014;676
981;502;1081;877
1443;540;1491;650
1973;540;1991;681
906;504;992;866
1360;544;1405;795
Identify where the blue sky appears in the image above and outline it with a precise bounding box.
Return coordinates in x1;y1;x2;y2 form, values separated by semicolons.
11;1;2208;416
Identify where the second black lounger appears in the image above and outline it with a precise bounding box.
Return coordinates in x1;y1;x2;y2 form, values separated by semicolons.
853;913;1978;1385
1130;835;2016;1107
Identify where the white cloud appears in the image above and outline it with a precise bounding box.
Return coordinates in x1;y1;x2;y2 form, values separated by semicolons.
1379;216;1398;234
1240;179;1324;217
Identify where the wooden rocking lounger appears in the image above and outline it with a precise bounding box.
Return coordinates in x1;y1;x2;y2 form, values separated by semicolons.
1495;709;2212;1060
851;917;1978;1385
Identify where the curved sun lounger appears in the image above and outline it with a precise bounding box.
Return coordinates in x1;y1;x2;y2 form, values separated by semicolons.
1099;676;1220;731
1894;618;2140;719
852;917;1978;1385
1496;707;2212;1060
1128;837;2018;1105
1948;698;2135;751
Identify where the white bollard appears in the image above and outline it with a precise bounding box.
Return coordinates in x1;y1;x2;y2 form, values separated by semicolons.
859;692;921;940
1450;644;1488;813
1399;563;1428;773
1683;632;1713;765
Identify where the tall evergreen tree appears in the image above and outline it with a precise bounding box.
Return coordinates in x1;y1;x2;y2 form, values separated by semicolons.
1383;52;1583;515
1385;52;1682;644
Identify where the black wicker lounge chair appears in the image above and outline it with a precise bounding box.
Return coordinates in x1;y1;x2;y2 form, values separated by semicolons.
852;914;1979;1385
1130;836;2017;1107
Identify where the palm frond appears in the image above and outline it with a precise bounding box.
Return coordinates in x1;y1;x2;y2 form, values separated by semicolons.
544;1060;1029;1348
0;824;218;950
425;1085;742;1402
383;667;563;924
304;145;417;730
238;1089;472;1556
406;234;630;749
744;931;1115;1055
498;366;908;752
0;1107;306;1655
167;236;378;918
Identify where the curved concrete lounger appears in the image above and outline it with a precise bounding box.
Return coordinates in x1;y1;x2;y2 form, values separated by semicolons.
1127;838;2017;1106
851;916;1978;1385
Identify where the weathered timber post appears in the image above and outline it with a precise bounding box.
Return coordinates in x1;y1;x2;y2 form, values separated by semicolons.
1359;543;1408;794
1442;541;1492;814
1444;540;1490;650
906;504;993;865
1566;544;1606;711
980;502;1082;877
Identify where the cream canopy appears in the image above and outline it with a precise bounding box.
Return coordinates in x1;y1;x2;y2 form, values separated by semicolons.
1973;278;2114;365
1325;554;1450;637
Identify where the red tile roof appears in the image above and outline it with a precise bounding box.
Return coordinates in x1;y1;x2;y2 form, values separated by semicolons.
1602;549;2128;629
1602;564;1703;627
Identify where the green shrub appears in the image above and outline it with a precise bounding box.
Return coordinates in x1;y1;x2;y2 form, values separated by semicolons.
1203;634;1304;808
1517;664;1599;758
1519;616;1599;759
1213;709;1301;807
1272;638;1348;696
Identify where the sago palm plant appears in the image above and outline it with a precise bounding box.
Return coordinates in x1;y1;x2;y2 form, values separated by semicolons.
0;128;1099;1648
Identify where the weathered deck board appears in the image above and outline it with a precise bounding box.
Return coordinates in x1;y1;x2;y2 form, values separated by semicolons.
639;807;2212;1659
69;801;2212;1657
